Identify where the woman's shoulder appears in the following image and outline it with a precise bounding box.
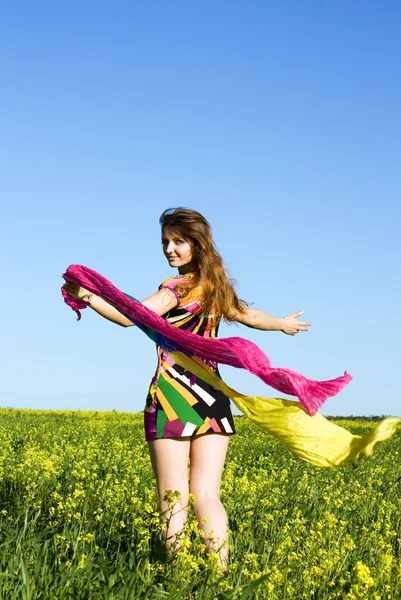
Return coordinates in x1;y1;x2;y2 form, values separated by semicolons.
159;273;204;312
159;272;195;291
158;273;196;302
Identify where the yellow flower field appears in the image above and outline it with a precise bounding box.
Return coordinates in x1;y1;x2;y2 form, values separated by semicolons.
0;408;400;599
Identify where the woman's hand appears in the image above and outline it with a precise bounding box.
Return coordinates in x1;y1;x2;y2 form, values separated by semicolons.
281;311;311;336
61;276;90;301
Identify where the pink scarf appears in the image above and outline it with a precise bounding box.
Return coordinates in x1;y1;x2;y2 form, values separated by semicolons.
62;264;352;416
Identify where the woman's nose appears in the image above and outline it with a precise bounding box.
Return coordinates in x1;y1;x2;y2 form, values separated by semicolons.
166;242;175;254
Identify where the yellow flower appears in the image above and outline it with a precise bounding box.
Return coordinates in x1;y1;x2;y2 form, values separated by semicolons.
355;562;375;588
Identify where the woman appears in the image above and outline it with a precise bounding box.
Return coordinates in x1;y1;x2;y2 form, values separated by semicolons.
62;207;311;571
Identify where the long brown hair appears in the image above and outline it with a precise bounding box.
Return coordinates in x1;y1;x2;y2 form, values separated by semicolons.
159;207;248;322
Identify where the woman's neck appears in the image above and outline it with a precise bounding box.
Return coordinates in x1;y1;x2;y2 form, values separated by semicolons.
178;263;197;275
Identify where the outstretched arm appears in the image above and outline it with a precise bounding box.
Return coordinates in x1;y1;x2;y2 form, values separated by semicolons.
124;289;178;326
230;306;311;336
61;277;178;327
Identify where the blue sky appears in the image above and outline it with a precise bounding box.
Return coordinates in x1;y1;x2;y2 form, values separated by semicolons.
1;1;400;418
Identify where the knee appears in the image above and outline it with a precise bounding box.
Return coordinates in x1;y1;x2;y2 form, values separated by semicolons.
190;488;221;511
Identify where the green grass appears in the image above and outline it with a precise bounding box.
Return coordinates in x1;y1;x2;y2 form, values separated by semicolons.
0;408;400;599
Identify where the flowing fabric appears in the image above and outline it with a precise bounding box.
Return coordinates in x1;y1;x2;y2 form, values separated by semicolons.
162;354;400;467
61;264;400;467
61;265;351;415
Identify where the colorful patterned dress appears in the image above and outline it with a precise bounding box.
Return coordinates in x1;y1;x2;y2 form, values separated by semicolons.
144;273;236;441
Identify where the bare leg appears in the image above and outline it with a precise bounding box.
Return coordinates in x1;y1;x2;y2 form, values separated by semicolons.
189;433;231;571
147;437;191;560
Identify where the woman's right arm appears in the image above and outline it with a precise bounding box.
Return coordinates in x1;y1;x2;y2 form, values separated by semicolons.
62;280;178;327
230;306;311;336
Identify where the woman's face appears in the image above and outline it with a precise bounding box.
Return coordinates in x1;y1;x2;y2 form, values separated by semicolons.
162;229;195;272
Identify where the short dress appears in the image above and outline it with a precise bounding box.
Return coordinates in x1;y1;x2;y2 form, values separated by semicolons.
144;273;237;441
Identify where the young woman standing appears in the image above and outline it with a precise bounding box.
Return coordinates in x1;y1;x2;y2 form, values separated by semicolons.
62;207;311;571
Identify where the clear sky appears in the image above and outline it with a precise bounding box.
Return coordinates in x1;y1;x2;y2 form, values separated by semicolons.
1;1;400;418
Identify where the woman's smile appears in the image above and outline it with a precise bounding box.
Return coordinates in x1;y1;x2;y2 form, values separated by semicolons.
162;229;196;273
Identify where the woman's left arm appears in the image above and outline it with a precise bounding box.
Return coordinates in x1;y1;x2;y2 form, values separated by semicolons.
231;307;311;336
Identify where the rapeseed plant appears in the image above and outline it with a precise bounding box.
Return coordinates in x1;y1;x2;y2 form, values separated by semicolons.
0;409;400;598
